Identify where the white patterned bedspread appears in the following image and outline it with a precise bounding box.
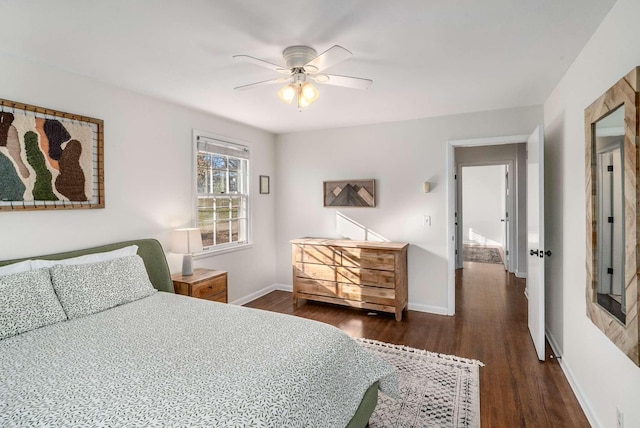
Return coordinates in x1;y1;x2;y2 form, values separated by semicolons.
0;292;396;427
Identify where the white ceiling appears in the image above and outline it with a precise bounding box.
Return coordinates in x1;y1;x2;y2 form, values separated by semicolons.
0;0;616;134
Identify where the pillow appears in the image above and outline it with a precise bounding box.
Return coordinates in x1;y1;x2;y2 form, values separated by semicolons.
50;255;156;319
0;268;67;340
0;260;33;277
30;245;138;270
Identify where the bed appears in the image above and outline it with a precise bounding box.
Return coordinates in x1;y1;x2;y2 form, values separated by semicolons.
0;239;395;427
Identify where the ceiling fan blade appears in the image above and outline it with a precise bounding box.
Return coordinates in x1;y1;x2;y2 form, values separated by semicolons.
304;45;352;72
312;74;373;90
234;77;290;91
233;55;289;73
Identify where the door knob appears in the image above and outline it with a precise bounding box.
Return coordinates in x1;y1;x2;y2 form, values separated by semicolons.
545;250;552;257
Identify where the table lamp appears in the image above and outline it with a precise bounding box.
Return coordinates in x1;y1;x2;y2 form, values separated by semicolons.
171;228;203;276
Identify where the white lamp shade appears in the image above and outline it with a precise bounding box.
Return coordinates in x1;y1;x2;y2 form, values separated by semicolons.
300;82;319;103
171;228;204;254
277;84;296;104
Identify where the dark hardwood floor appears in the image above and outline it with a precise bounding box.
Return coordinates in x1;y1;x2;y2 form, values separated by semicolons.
245;262;589;427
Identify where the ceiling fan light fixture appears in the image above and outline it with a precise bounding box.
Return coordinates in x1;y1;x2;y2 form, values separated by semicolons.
277;81;319;110
300;82;319;103
296;82;319;110
235;44;372;110
277;83;297;104
298;97;310;109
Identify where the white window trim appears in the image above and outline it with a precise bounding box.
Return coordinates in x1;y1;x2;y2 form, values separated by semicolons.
194;242;253;259
192;129;253;256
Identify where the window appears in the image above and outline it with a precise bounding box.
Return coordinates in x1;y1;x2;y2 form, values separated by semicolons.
195;133;250;251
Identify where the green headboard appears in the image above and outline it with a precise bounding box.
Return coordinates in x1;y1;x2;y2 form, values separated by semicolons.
0;239;174;293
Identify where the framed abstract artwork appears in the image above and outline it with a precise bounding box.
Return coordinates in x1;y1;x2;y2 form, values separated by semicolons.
0;98;104;211
323;179;375;207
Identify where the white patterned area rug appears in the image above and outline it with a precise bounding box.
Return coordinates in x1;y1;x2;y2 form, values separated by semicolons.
356;338;484;428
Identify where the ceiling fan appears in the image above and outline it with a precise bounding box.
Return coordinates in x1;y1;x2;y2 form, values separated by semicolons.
233;45;372;110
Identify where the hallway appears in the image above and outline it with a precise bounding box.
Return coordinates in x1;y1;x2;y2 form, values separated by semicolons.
246;261;588;426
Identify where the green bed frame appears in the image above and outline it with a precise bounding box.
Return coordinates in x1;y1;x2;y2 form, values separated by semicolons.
347;382;378;428
0;239;174;293
0;238;377;427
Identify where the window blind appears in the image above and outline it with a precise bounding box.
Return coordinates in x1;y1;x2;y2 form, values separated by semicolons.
197;136;250;159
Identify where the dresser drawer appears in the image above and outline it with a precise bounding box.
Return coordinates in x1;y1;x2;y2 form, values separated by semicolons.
295;278;338;298
295;245;342;265
337;266;396;288
339;283;396;306
341;248;395;271
295;263;337;281
191;275;227;299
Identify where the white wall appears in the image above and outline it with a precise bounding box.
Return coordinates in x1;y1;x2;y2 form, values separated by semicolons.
275;106;542;313
0;53;277;303
543;0;640;426
461;165;505;246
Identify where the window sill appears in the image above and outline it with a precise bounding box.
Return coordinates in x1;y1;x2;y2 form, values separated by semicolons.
193;243;253;259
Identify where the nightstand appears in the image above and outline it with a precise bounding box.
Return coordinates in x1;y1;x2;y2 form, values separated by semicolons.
172;268;227;303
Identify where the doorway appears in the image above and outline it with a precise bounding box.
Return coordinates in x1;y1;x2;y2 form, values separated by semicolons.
447;129;546;361
445;135;529;315
457;162;512;271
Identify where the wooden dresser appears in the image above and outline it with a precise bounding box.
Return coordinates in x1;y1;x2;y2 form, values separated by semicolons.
291;238;408;321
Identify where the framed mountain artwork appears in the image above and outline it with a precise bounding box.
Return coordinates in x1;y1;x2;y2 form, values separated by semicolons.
323;179;375;207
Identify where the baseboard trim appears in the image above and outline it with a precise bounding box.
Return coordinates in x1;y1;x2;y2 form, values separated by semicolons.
273;283;293;292
545;328;601;428
515;271;527;278
232;284;449;316
545;327;561;357
229;283;293;306
408;302;449;315
229;284;273;306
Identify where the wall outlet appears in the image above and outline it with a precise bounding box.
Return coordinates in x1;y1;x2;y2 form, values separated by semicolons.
616;406;623;428
423;215;431;227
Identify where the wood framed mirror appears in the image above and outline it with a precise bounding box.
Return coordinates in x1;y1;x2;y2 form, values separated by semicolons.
585;66;639;365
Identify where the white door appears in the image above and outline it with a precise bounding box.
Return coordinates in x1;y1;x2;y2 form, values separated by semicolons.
455;167;462;269
527;126;545;361
503;167;509;270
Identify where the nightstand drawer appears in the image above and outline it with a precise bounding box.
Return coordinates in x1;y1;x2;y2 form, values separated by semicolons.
206;291;227;303
172;269;228;303
192;276;226;299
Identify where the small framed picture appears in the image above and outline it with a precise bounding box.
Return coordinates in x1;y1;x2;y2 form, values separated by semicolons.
259;175;270;194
